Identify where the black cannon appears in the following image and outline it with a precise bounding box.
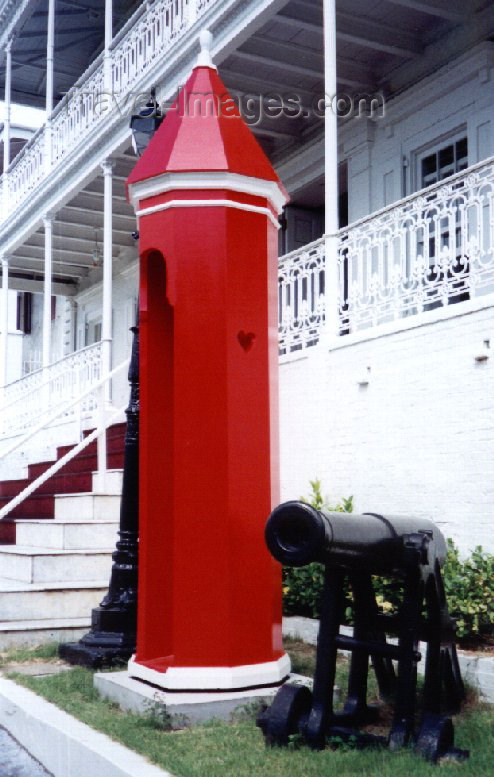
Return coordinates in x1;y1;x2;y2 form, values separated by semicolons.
257;501;468;763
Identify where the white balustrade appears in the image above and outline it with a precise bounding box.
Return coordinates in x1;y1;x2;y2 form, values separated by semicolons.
8;127;45;211
278;157;494;352
278;237;326;355
0;0;218;221
51;66;105;164
112;0;188;96
338;158;494;334
1;341;103;438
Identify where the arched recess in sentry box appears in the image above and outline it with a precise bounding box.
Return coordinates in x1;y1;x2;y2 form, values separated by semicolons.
137;248;174;664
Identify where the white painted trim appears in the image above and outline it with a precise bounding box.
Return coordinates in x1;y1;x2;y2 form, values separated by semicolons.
327;293;494;352
128;653;291;691
128;171;287;214
136;198;281;229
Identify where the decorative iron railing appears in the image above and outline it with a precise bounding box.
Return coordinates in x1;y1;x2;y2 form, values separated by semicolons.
278;237;326;355
278;157;494;353
338;156;494;334
0;0;218;222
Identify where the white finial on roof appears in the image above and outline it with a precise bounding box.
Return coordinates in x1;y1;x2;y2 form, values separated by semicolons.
196;29;217;70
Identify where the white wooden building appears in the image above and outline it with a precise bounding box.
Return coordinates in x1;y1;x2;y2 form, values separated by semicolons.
0;0;493;643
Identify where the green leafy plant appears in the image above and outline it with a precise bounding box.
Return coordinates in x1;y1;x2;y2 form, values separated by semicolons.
443;540;494;640
300;478;353;514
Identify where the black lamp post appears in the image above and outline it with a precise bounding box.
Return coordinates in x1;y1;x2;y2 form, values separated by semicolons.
130;87;163;156
59;327;140;667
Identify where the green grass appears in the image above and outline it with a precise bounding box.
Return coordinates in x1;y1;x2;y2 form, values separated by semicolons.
5;640;494;777
0;642;59;666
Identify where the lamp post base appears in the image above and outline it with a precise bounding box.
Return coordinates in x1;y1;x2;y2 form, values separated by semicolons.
59;604;136;668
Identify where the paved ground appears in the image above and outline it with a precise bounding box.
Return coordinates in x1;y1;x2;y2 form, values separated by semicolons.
0;727;51;777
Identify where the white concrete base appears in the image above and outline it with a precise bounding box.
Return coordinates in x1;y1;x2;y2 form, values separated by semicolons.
0;676;171;777
128;653;291;691
95;670;311;725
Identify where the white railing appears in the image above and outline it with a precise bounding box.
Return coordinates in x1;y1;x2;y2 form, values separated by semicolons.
338;156;494;334
112;0;188;96
51;65;105;165
278;158;494;352
278;237;326;355
2;342;103;438
0;358;129;521
22;350;42;376
8;127;46;212
0;0;219;222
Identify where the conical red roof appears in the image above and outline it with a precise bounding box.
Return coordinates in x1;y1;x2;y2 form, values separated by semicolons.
127;65;281;186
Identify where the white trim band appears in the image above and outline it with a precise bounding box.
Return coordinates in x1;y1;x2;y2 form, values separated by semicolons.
128;170;287;214
136;198;281;229
128;653;291;691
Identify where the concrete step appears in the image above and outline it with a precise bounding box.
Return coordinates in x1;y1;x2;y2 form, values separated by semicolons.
0;546;113;583
54;493;121;521
15;520;119;550
0;616;92;650
91;470;123;495
0;578;108;622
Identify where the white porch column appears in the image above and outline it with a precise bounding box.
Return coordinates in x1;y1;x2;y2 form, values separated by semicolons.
42;215;53;368
45;0;55;171
104;0;113;92
0;256;9;393
323;0;340;341
3;37;13;214
101;159;114;404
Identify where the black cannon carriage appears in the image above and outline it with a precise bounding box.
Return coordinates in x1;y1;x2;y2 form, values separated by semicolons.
257;501;468;763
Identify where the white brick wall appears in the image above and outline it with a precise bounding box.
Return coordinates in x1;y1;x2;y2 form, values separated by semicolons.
280;305;494;554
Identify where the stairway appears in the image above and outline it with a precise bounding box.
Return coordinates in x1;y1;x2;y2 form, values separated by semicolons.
0;424;126;649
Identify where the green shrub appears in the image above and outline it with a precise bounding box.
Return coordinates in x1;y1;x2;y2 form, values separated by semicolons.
282;481;494;643
443;540;494;640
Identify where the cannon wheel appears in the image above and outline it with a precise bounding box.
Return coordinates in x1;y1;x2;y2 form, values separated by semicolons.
257;683;313;746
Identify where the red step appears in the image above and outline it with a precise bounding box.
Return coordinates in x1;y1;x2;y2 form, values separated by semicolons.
0;422;126;545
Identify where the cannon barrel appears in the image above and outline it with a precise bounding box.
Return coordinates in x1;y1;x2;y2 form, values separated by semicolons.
265;501;447;571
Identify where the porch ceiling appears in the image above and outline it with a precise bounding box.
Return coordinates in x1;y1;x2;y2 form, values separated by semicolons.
220;0;488;161
10;149;137;293
0;0;140;108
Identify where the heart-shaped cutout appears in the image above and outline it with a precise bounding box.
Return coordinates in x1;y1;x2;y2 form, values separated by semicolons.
237;330;256;352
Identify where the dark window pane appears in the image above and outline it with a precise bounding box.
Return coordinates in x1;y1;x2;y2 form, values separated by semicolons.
422;153;437;179
439;145;454;169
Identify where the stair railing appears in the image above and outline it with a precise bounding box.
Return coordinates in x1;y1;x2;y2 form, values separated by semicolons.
0;357;130;522
1;342;104;439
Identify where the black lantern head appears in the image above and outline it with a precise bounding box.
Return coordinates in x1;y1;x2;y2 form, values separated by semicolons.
130;88;163;157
